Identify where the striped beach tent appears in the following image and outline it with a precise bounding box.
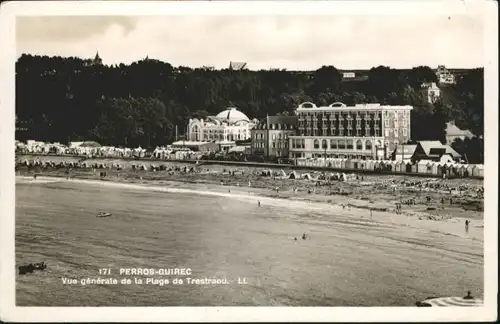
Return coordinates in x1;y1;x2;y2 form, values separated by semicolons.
417;294;483;307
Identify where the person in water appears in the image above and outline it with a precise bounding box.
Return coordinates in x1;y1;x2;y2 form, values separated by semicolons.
302;233;307;240
258;200;261;207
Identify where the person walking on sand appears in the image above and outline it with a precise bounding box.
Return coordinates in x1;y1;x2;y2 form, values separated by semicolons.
302;233;307;240
465;220;469;234
258;200;261;207
370;208;373;220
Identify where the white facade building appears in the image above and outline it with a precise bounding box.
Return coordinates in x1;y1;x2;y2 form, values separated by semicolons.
187;107;258;150
421;82;441;103
436;65;456;84
289;102;413;160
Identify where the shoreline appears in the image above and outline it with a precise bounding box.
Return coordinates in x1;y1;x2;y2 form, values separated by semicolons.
16;171;484;242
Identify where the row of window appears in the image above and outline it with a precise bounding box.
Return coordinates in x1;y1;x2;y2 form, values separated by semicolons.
195;134;247;141
299;113;383;119
299;110;410;120
299;129;381;137
254;142;290;149
384;118;409;127
253;133;291;140
385;128;408;137
255;124;295;130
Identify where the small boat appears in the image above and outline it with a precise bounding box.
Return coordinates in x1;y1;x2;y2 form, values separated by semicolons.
96;212;112;218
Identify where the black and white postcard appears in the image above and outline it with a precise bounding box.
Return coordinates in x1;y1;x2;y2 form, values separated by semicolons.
0;0;497;322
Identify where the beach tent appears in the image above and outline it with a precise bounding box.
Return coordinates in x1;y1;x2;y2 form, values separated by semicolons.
463;164;474;177
457;164;469;177
401;161;412;173
344;159;355;169
417;160;433;174
301;173;313;180
365;160;375;171
279;169;287;178
395;161;404;173
288;171;298;179
79;141;101;148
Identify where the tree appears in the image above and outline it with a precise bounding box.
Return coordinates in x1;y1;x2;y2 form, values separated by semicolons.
451;136;483;164
14;54;483;148
406;66;437;88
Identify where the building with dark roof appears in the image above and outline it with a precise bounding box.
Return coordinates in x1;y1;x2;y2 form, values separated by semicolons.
412;140;461;162
229;61;247;70
251;115;297;159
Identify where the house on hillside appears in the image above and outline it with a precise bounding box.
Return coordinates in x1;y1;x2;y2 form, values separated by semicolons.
412;140;461;163
342;72;356;79
445;121;475;145
436;65;456;84
229;61;248;70
421;82;441;103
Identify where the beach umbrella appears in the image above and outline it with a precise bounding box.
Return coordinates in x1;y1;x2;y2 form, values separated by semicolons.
416;293;483;307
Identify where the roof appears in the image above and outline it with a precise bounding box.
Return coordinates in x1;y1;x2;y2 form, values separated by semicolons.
229;61;247;70
394;144;417;156
446;122;474;138
418;141;462;159
215;107;250;122
267;115;298;125
443;145;461;158
418;141;444;156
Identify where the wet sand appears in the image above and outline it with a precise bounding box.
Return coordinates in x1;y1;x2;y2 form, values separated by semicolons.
16;176;483;306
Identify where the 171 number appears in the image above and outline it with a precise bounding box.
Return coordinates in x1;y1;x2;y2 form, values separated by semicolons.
99;268;111;275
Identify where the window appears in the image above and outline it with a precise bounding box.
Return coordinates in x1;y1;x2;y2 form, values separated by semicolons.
385;129;390;137
272;134;276;140
374;129;380;137
346;140;354;150
272;142;276;148
314;139;320;149
384;119;389;127
330;140;337;149
365;140;372;150
356;140;363;150
394;129;398;137
403;128;408;136
322;139;328;149
338;140;346;149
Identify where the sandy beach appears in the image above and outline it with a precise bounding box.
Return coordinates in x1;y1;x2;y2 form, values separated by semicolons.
15;165;484;306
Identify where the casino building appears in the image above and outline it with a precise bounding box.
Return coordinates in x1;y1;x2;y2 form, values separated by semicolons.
288;102;413;160
187;107;258;151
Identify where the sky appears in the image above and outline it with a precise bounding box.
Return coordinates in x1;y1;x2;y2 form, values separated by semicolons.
16;14;484;70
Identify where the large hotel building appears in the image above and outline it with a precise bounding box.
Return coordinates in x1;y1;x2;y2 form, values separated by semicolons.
288;102;413;160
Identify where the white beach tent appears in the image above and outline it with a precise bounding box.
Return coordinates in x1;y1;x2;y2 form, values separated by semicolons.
417;159;434;174
288;171;298;179
301;173;313;180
